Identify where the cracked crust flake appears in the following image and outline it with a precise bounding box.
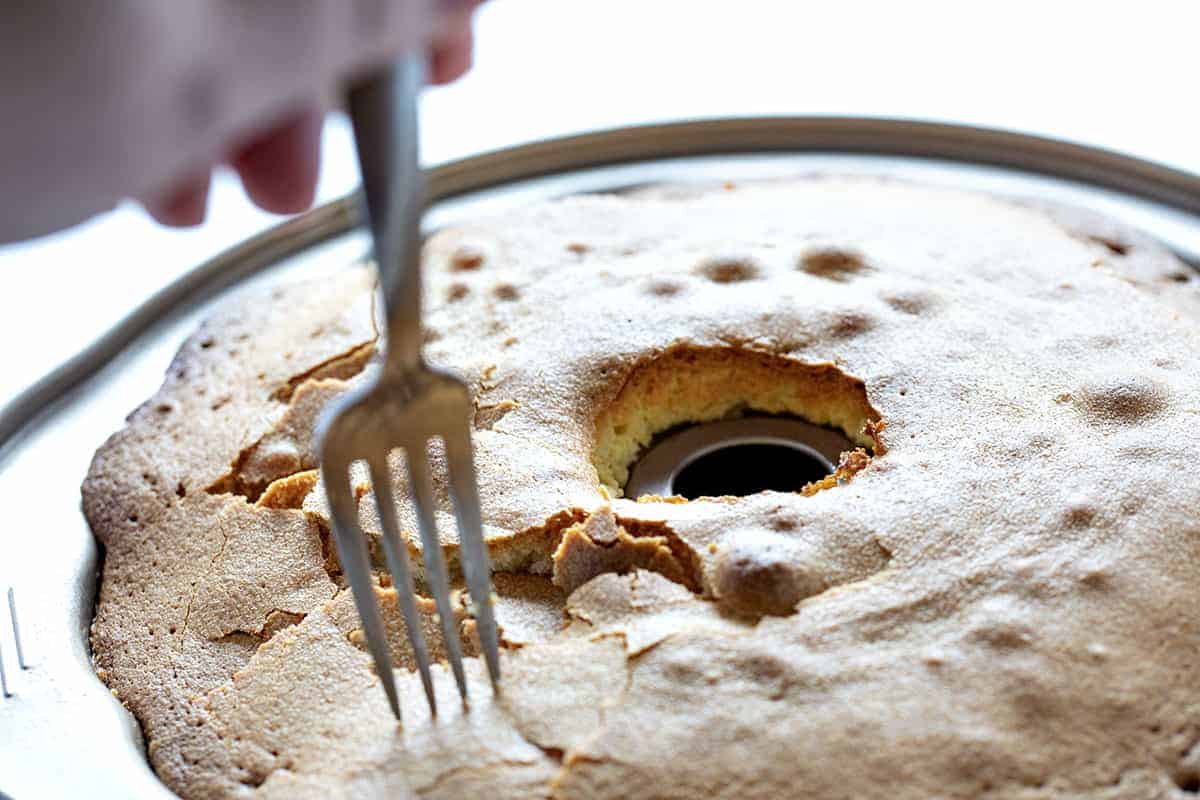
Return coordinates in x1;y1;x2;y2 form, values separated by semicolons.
84;177;1200;799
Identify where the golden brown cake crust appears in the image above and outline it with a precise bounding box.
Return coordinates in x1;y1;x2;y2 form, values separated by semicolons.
85;177;1200;799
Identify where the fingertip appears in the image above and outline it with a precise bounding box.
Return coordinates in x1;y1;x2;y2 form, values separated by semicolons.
430;39;474;85
429;10;476;84
143;173;212;228
230;108;323;215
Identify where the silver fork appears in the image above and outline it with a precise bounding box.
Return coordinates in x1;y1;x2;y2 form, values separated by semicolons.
317;55;501;721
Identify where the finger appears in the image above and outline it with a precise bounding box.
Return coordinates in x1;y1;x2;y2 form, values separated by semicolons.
429;10;476;84
430;26;474;84
142;171;212;227
229;107;323;215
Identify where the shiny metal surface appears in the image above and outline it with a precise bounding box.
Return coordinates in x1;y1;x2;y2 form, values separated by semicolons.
328;55;502;719
0;119;1197;799
625;417;854;500
1;588;30;702
0;591;13;699
7;590;27;672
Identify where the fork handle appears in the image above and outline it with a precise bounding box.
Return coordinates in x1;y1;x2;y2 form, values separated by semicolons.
347;55;427;368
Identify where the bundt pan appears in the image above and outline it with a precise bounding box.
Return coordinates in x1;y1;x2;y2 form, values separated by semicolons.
0;118;1197;799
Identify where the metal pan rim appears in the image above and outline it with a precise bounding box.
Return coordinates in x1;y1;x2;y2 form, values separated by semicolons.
3;115;1199;460
2;115;1199;799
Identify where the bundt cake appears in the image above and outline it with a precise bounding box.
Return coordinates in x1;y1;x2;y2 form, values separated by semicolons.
84;176;1200;798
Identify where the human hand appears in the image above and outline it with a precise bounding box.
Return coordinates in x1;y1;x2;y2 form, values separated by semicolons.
0;0;485;242
144;1;483;227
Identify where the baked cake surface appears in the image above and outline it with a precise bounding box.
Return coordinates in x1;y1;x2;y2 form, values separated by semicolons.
84;177;1200;799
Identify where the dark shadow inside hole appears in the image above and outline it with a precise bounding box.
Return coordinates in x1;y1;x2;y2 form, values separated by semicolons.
671;443;833;499
1177;773;1200;794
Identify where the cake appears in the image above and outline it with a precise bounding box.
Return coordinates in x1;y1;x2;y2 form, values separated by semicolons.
84;177;1200;799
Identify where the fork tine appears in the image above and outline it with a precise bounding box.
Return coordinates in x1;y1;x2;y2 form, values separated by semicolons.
368;459;438;716
405;445;470;706
321;459;402;721
442;427;501;690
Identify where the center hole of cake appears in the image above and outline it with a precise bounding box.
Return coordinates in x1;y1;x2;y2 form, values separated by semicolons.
622;415;856;500
592;346;884;499
670;440;833;499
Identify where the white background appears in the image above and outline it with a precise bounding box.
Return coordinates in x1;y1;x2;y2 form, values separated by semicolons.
0;0;1196;408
